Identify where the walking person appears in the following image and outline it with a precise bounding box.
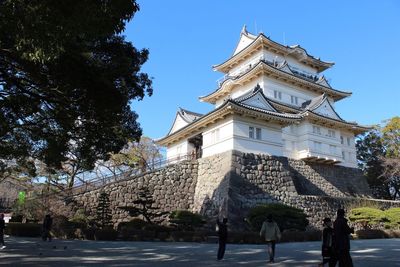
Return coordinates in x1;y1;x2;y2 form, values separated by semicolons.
260;214;281;263
332;209;354;267
42;214;53;242
0;213;5;249
216;218;228;260
319;218;335;267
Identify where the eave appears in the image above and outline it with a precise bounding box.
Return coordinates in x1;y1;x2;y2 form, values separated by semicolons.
201;60;351;104
302;111;371;135
157;101;300;147
213;34;334;74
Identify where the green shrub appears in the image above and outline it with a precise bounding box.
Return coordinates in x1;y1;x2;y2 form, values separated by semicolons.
169;210;205;230
94;227;118;241
69;209;93;229
5;223;42;237
117;218;149;231
117;218;151;241
349;207;383;228
247;203;309;231
382;208;400;229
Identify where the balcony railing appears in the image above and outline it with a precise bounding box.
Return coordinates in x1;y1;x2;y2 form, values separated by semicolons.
216;56;324;87
69;152;200;195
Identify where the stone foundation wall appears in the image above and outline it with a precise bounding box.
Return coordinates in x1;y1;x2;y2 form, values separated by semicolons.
193;151;232;218
225;150;398;229
67;150;400;230
72;160;198;227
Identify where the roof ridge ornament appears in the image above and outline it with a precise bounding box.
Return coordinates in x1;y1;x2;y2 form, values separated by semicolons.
241;24;248;35
253;83;262;92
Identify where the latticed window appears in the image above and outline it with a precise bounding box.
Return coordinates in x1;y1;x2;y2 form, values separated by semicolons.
249;126;254;139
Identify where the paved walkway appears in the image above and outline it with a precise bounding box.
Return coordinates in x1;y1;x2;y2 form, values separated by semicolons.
0;236;399;266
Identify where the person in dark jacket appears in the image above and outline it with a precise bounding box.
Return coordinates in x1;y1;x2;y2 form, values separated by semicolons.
332;209;354;267
216;218;228;260
42;214;53;242
0;213;5;249
319;218;335;267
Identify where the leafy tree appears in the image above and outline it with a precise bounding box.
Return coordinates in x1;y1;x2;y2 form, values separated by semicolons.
95;192;112;229
110;136;163;173
382;117;400;158
0;1;152;178
357;117;400;200
169;210;205;231
356;129;388;198
380;117;400;199
119;187;166;223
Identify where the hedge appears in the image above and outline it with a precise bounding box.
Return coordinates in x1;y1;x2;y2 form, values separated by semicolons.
247;203;309;231
5;223;42;237
349;207;400;229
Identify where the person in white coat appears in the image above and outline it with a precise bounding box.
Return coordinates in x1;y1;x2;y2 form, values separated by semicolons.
260;214;281;263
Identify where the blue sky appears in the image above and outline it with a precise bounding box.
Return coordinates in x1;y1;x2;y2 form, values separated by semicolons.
125;0;400;140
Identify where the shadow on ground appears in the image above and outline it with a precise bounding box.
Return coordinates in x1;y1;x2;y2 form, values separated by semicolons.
1;236;400;266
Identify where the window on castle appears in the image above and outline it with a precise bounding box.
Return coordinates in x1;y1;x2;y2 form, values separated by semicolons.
249;126;262;140
347;137;351;146
313;126;321;135
249;126;254;139
291;95;298;105
342;151;346;160
274;90;282;100
256;128;262;140
340;136;344;144
328;130;336;138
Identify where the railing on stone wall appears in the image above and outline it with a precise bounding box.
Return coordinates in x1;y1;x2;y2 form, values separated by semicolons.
70;152;198;195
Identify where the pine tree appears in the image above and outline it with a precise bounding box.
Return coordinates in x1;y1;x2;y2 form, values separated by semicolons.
96;192;112;229
119;187;167;223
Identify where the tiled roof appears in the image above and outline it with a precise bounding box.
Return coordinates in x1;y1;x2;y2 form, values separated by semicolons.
178;108;203;123
200;59;351;102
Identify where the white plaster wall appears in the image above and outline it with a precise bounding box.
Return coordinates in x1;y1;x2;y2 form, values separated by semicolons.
290;121;344;161
338;131;357;168
233;34;255;55
261;50;319;74
263;77;320;107
228;51;263;76
170;114;188;134
215;77;264;108
232;118;284;156
167;140;191;161
282;124;299;158
202;118;235;158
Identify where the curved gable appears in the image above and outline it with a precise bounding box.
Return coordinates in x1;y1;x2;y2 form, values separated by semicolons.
313;98;342;120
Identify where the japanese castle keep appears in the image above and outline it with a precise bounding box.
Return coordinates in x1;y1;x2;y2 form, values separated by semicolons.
158;26;369;168
73;27;400;230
